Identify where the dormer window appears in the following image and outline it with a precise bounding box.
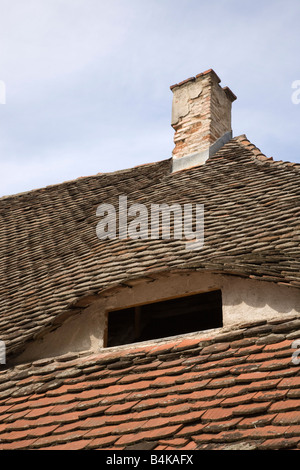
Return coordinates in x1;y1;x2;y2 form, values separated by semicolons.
105;290;223;347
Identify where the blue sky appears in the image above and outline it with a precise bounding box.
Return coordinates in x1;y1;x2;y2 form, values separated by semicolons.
0;0;300;197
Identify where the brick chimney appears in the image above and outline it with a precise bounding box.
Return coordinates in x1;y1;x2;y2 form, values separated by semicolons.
170;69;237;172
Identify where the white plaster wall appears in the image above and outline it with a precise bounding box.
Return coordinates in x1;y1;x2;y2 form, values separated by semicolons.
13;271;300;364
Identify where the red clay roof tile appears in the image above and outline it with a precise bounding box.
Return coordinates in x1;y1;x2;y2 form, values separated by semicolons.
237;414;275;429
278;376;300;389
258;437;300;450
0;318;299;450
273;411;300;426
269;399;300;413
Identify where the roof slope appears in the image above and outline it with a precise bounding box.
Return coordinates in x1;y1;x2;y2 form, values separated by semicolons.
1;135;300;358
0;316;300;450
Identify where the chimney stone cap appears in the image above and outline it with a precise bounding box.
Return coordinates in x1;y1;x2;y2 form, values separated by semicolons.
170;68;221;91
223;86;237;102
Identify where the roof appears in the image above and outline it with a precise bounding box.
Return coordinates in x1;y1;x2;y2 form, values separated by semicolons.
0;316;300;450
1;135;300;360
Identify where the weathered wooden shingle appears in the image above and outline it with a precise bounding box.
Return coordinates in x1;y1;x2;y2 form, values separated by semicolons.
0;135;299;358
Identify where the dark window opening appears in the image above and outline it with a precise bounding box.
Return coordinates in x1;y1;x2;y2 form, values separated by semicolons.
106;290;223;348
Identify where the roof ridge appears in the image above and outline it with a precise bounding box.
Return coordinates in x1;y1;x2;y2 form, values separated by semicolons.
234;135;300;169
0;159;168;203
